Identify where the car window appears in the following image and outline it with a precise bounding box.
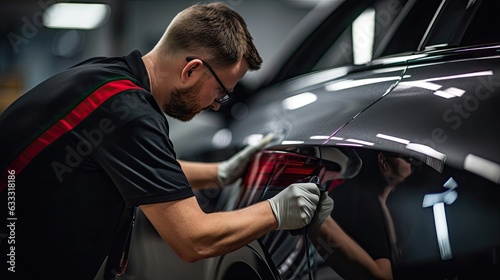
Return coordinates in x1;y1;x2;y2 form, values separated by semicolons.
377;0;442;56
312;0;500;71
461;0;500;47
423;0;484;50
312;0;442;71
420;0;500;50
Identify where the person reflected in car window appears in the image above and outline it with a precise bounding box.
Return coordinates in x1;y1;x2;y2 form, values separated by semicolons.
377;152;414;264
309;150;416;280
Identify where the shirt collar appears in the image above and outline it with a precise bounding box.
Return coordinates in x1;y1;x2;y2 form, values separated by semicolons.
123;49;151;92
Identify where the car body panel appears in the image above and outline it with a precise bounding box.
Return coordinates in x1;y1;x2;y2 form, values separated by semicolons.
229;65;406;148
334;45;500;176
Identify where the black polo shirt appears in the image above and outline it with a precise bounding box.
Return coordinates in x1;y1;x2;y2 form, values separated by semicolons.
0;50;194;279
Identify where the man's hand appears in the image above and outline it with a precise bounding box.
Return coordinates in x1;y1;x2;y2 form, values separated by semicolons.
306;192;334;233
267;183;320;230
217;133;275;186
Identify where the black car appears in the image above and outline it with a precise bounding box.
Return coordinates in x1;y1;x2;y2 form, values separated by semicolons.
203;0;500;279
129;0;500;279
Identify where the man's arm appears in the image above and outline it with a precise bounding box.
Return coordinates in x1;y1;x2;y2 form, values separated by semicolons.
140;196;276;262
178;133;275;189
178;160;219;189
309;216;393;280
140;182;325;263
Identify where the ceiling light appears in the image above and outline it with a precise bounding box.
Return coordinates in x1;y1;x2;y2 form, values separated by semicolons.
43;3;111;30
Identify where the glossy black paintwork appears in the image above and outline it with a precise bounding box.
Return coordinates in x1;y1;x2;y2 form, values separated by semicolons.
228;45;500;177
238;147;500;279
229;66;403;145
337;48;500;170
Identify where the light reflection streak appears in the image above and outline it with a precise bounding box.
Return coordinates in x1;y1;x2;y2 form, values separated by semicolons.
376;133;410;144
422;177;458;261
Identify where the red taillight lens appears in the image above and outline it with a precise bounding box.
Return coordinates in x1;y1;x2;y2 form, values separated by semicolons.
238;151;323;207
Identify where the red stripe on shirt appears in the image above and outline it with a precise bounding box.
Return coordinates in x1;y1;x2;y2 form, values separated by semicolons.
0;79;142;192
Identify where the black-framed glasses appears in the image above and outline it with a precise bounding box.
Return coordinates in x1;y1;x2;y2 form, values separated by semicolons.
186;57;233;104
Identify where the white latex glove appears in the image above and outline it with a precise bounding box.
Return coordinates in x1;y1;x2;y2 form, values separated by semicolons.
217;133;275;186
267;183;320;230
306;192;334;233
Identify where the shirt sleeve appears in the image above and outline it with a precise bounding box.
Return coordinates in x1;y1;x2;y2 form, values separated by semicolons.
94;93;194;207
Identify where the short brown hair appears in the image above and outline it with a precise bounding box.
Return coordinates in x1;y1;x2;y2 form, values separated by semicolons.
158;2;262;70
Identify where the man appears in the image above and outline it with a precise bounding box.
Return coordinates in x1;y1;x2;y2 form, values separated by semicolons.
0;2;332;279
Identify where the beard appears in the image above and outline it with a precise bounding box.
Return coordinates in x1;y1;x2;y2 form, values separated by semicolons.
163;77;208;121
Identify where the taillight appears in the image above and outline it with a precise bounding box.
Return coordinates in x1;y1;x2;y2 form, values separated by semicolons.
238;150;323;207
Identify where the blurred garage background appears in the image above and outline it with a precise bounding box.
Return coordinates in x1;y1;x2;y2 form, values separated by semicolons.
0;1;325;279
0;0;322;112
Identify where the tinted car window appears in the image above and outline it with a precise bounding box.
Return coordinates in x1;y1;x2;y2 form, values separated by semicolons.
313;0;500;72
313;0;442;71
463;0;500;46
424;0;484;49
422;0;500;49
378;0;442;56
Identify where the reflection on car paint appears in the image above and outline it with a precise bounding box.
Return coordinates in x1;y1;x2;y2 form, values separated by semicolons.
422;177;458;260
325;76;403;91
242;147;500;279
282;92;318;111
464;154;500;184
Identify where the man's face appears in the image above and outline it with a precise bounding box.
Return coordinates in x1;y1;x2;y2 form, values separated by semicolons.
162;57;250;121
162;75;209;121
383;156;413;185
